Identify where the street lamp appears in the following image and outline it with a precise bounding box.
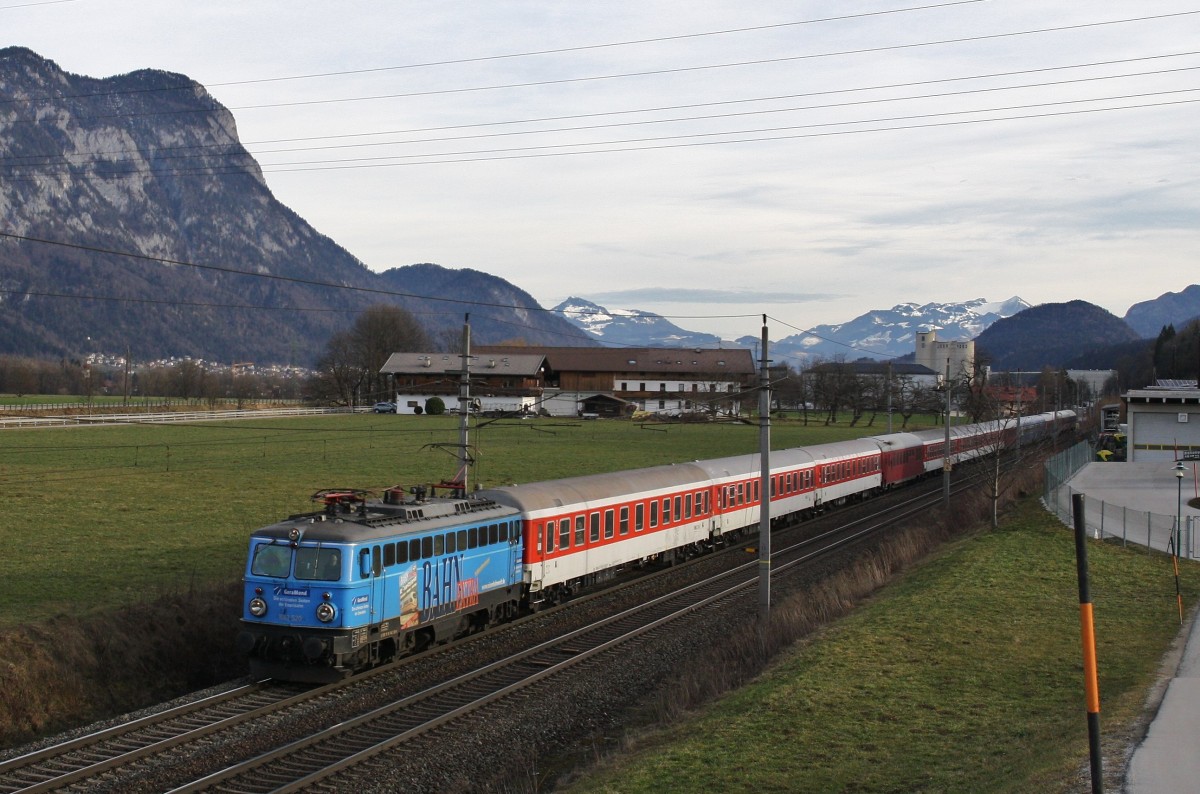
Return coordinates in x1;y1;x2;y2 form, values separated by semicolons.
1176;460;1187;557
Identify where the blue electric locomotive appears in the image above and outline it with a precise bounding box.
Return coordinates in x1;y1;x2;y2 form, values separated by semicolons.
236;487;524;682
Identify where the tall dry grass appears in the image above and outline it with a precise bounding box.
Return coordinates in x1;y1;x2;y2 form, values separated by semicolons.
0;581;242;749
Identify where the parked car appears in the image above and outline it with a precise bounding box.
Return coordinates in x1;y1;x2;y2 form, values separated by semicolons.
372;402;396;414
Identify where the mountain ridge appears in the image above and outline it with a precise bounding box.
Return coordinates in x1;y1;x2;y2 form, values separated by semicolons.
0;47;586;365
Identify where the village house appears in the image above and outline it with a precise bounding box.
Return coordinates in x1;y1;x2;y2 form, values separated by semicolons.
380;346;757;418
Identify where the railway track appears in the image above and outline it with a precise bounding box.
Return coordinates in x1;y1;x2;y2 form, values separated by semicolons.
180;486;950;793
0;470;996;793
0;681;310;793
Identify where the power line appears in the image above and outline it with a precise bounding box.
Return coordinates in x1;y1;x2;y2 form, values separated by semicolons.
0;234;760;346
6;56;1197;169
0;2;987;108
206;1;989;87
0;0;77;9
3;11;1193;126
2;90;1194;181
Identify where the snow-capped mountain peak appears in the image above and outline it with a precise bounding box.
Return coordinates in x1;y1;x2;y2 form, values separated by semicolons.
555;295;1029;363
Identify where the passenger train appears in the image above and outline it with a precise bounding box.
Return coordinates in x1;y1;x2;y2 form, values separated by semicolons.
236;410;1076;681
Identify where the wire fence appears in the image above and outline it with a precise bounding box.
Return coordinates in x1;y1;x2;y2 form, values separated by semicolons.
1044;440;1195;558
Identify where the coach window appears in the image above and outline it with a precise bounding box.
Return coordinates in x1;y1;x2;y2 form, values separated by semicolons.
753;481;759;503
434;535;444;556
575;515;586;546
605;509;615;539
447;533;457;553
662;497;672;524
737;483;744;505
489;523;499;545
467;528;478;549
650;500;659;527
590;512;601;542
544;521;554;553
410;538;421;561
396;541;408;564
419;536;431;559
619;506;629;535
559;518;571;549
384;543;396;567
635;503;644;531
458;529;467;550
673;495;682;520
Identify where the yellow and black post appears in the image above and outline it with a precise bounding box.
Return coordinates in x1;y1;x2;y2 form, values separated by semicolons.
1072;493;1103;793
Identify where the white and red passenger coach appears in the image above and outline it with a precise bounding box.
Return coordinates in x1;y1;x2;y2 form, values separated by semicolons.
478;410;1073;607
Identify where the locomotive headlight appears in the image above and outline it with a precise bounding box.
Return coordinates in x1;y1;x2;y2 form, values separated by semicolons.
248;597;268;617
315;602;336;623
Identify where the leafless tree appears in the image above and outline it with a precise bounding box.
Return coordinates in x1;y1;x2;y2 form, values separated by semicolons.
308;305;430;406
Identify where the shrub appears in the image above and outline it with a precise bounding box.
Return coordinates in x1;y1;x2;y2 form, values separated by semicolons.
425;396;446;415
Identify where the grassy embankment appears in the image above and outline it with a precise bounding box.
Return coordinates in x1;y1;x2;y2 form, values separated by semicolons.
562;498;1199;793
0;411;895;745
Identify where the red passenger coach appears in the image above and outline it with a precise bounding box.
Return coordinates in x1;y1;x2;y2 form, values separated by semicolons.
869;432;927;486
807;439;884;507
478;462;718;608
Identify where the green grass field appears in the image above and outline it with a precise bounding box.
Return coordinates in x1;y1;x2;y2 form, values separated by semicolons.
0;412;914;626
566;499;1200;792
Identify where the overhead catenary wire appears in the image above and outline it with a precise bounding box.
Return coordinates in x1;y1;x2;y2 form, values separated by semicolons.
0;10;1192;124
4;54;1197;170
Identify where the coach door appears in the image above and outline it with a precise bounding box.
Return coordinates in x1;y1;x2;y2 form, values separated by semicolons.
358;544;384;623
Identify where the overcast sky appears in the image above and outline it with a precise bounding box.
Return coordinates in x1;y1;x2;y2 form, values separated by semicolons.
6;0;1199;341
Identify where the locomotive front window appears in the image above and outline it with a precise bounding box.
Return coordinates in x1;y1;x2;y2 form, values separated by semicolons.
251;542;291;578
296;547;342;581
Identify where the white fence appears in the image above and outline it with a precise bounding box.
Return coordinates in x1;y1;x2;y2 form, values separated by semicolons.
1044;441;1196;558
0;406;358;429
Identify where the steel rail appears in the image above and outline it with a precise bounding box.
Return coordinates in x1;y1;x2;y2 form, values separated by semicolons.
177;488;943;793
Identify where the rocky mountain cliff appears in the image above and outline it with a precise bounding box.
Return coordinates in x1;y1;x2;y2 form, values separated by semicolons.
0;47;583;365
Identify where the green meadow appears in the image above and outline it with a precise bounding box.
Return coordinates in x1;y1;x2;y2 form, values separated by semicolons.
0;412;907;626
567;500;1200;793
